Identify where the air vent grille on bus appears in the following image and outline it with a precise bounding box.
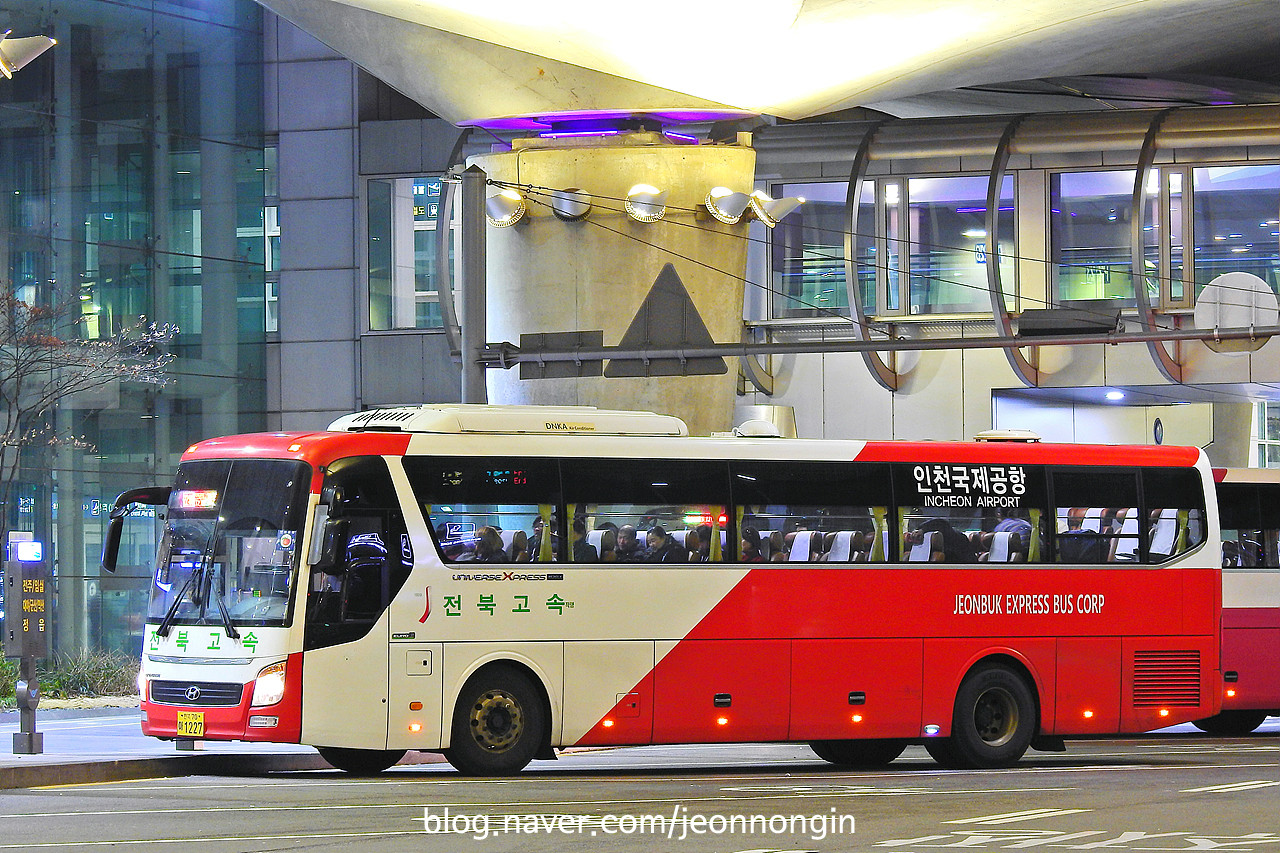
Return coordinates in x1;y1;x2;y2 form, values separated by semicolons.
1132;650;1201;707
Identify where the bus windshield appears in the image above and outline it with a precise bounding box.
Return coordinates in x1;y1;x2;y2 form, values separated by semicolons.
148;458;312;630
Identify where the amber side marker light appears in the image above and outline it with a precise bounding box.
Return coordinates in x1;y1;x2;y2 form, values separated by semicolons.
1083;710;1094;719
716;717;729;726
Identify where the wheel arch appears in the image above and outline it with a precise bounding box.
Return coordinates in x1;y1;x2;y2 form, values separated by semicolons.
441;653;558;751
949;650;1045;737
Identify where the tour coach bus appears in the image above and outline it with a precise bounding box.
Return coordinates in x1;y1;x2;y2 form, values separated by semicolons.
102;405;1221;775
1198;468;1280;734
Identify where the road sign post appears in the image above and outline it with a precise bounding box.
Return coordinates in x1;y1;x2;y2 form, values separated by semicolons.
3;559;49;754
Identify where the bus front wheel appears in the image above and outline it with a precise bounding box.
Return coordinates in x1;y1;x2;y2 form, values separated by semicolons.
810;738;907;767
945;664;1037;769
1192;710;1269;736
445;664;547;776
317;746;406;775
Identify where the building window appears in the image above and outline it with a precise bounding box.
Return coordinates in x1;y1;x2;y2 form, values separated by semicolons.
770;181;854;319
768;176;1014;320
1051;170;1138;307
905;175;1015;316
367;176;452;330
1252;402;1280;467
1193;164;1280;300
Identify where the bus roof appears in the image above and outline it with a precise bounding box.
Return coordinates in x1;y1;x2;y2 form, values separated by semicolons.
327;404;689;437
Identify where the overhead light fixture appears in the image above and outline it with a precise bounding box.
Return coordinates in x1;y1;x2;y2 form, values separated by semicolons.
0;30;56;79
703;187;752;224
551;187;592;221
1105;390;1125;401
625;184;667;223
485;188;526;227
748;190;805;227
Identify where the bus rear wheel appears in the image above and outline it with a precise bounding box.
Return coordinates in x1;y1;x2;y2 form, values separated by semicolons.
945;664;1037;769
444;664;546;776
1192;710;1269;736
317;746;406;775
810;739;907;767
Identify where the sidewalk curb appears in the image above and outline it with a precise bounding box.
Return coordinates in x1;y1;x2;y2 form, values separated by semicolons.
0;752;332;790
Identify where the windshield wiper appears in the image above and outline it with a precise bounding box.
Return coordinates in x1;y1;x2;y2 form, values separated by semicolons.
208;566;241;639
155;561;205;638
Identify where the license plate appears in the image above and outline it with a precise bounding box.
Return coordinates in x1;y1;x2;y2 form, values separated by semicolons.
176;711;204;738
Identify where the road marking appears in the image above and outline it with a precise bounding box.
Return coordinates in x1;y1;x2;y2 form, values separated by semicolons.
945;807;1091;824
1181;780;1280;793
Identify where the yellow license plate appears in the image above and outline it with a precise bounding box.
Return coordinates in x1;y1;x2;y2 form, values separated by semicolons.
176;711;204;738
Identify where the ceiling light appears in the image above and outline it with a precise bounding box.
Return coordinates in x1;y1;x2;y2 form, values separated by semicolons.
1105;390;1125;401
703;187;752;224
748;190;804;227
0;30;56;79
550;187;592;221
625;184;667;222
485;188;526;227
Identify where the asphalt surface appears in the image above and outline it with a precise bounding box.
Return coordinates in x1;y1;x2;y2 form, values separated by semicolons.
2;724;1279;852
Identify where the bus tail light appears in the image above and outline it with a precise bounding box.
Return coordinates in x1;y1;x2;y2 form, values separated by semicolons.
251;660;288;707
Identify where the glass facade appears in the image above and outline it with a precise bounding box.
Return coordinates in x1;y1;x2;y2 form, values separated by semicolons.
770;176;1014;319
1193;165;1280;298
367;176;451;330
0;1;268;657
1051;170;1139;306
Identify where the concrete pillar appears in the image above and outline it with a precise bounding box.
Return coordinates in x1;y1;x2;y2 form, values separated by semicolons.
471;133;756;435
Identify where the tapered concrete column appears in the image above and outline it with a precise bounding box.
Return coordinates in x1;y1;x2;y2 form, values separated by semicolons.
470;133;755;435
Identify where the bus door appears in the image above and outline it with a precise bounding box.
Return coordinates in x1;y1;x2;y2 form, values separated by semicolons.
300;456;411;749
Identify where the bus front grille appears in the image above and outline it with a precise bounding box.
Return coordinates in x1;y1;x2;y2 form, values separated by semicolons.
149;680;245;707
1132;650;1201;707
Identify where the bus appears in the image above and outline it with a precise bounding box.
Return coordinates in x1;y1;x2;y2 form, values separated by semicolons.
1197;468;1280;734
102;404;1221;775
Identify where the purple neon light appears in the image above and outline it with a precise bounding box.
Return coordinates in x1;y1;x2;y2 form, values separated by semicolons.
459;108;755;131
540;129;622;139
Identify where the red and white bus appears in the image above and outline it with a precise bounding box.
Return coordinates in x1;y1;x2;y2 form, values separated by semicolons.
1198;468;1280;734
103;405;1221;775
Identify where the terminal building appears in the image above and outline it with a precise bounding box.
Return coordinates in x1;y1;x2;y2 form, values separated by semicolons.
2;0;1279;656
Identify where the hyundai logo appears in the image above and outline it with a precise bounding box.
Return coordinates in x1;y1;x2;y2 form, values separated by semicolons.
185;685;201;702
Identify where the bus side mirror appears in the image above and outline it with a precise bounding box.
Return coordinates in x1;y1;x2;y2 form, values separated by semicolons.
311;518;350;572
101;486;171;573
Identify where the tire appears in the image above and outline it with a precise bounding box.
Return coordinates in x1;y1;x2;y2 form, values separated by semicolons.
923;736;965;768
1192;710;1269;736
946;664;1037;769
444;664;547;776
317;746;406;775
810;739;907;767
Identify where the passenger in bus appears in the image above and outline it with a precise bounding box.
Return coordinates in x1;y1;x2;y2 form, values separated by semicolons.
1057;507;1104;563
645;526;688;562
527;515;559;562
768;530;788;562
615;524;644;562
692;524;715;561
474;527;509;563
571;517;599;562
740;527;766;562
907;517;977;562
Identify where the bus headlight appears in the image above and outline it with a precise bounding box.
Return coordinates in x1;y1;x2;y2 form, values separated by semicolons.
251;661;287;707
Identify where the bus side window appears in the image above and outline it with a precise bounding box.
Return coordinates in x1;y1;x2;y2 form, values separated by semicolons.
401;458;561;563
1143;468;1208;564
732;461;892;564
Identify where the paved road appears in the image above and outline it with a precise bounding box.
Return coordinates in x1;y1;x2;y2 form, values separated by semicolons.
2;722;1279;852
